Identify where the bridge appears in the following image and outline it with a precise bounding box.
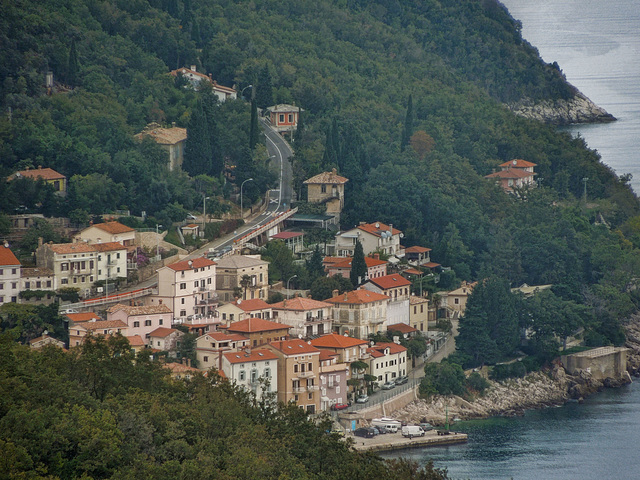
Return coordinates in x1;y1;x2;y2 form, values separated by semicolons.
233;207;298;250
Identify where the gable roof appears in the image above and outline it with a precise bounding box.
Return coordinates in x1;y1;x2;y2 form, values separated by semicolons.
330;256;387;269
47;243;97;255
405;246;431;254
136;124;187;145
232;298;271;312
225;318;291;333
92;221;135;234
485;169;534;180
409;295;429;305
387;323;418;334
14;166;65;181
66;312;101;323
92;242;127;252
127;335;145;346
223;348;278;364
270;297;332;311
21;267;54;277
200;332;249;343
268;339;320;355
368;341;407;355
167;257;215;271
215;255;268;269
148;327;179;338
79;320;128;331
325;289;389;305
356;222;402;237
304;169;349;185
499;159;537;168
367;273;411;290
310;333;368;349
0;245;20;266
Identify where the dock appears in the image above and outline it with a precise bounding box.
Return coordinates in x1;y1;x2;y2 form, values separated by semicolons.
350;430;468;452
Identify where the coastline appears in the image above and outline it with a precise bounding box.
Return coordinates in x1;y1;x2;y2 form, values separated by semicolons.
507;91;616;125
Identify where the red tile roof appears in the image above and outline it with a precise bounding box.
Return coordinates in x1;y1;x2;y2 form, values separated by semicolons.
387;323;418;334
367;274;411;290
268;339;320;355
331;256;387;269
409;295;429;305
127;335;145;346
368;341;407;355
485;169;534;180
405;246;432;253
357;222;402;237
203;332;249;342
223;348;278;364
92;242;127;252
270;297;332;311
148;327;179;338
499;159;537;168
403;268;422;275
15;167;65;181
164;362;201;374
167;257;216;271
271;231;304;240
310;333;368;349
423;262;441;269
319;350;338;361
0;246;20;266
92;221;135;234
232;298;271;312
66;312;101;323
225;318;291;333
48;243;97;254
325;289;389;305
304;169;349;185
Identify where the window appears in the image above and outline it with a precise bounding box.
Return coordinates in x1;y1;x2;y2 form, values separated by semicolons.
61;279;68;285
159;319;163;325
25;282;30;289
117;253;120;259
73;277;77;284
203;356;209;363
46;280;51;288
279;113;285;123
11;296;16;303
222;313;227;320
308;392;313;400
61;263;69;271
336;386;340;394
180;310;186;317
0;296;3;303
194;282;198;288
133;321;140;328
181;298;185;304
288;114;293;123
264;368;270;378
294;364;299;373
239;370;246;381
0;284;3;290
180;283;186;290
144;320;152;326
454;298;459;305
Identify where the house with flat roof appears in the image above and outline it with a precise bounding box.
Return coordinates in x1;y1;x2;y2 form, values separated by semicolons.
269;232;304;253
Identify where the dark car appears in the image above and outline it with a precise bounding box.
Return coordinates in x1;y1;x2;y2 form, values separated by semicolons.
374;426;389;434
354;427;376;438
331;403;350;411
395;376;409;385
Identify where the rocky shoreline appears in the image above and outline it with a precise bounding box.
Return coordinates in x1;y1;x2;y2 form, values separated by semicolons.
507;92;616;125
391;316;640;425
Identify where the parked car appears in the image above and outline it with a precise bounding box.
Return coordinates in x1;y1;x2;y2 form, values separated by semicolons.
331;403;350;411
354;427;376;438
356;394;369;403
419;422;434;431
381;381;396;390
401;425;425;438
186;213;197;220
395;376;409;385
374;426;390;434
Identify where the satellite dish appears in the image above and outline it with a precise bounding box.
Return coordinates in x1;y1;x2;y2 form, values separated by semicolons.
512;159;517;165
298;334;303;339
375;222;380;228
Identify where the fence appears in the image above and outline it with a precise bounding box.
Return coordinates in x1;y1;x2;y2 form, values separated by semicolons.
348;378;421;412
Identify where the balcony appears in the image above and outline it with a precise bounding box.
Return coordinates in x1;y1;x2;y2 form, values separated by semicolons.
294;370;314;379
306;385;319;392
292;386;305;393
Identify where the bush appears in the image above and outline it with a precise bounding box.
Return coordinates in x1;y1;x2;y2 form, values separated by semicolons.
489;361;527;381
420;362;466;397
466;372;490;393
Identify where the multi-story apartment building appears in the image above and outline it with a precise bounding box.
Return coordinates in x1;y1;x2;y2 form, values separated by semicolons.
270;297;333;339
150;257;217;321
196;332;250;371
221;348;279;402
325;288;389;339
367;342;408;384
334;222;403;257
0;244;21;305
362;273;412;326
221;317;291;348
265;339;321;414
215;255;269;302
107;304;174;343
318;351;351;411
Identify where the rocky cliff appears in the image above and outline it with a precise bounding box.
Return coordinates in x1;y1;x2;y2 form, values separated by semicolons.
507;92;616;125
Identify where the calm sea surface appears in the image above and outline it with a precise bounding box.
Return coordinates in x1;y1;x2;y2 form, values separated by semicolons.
383;1;640;477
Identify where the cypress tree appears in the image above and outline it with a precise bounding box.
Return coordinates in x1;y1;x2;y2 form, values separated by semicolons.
401;94;413;152
350;239;367;287
184;100;212;176
67;38;79;87
249;98;260;150
256;65;273;109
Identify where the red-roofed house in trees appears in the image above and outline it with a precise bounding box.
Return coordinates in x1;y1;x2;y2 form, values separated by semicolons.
149;257;217;322
303;169;349;223
325;288;390;339
68;320;129;347
266;104;302;134
367;342;408;384
11;166;67;193
169;66;237;102
270;297;333;338
363;273;412;326
0;244;21;305
326;255;387;281
221;348;279;401
147;327;183;351
335;221;403;257
485;159;537;192
265;339;321;413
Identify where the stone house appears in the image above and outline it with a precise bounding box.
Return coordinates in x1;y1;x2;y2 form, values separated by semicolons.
135;123;187;171
303;169;348;222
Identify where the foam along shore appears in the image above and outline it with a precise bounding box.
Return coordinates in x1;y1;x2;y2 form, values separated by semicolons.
350;429;468;453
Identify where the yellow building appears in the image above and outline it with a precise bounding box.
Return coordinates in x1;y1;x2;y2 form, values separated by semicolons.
12;166;67;193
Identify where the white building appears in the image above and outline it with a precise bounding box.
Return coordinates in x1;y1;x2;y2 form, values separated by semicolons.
270;297;333;339
93;242;128;281
334;222;403;257
362;273;412;326
367;342;408;384
0;244;21;305
149;257;217;321
221;348;279;402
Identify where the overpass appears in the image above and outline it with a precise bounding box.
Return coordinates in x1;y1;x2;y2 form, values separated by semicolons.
233;207;298;250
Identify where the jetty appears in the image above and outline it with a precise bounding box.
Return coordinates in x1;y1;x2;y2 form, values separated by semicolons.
350;430;467;453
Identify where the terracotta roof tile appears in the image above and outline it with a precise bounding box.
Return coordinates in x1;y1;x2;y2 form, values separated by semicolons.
270;297;332;311
164;362;200;373
367;274;411;290
223;348;278;364
368;341;407;355
80;320;128;331
387;323;418;334
148;327;179;338
325;289;389;305
225;318;291;333
485;169;534;180
92;242;127;252
231;299;271;312
200;332;249;342
47;243;97;255
409;295;429;305
310;333;368;349
268;339;320;355
14;167;65;181
92;221;135;234
357;222;402;237
167;257;216;271
331;256;387;269
66;312;101;323
405;246;432;253
499;159;537;168
304;170;349;185
0;246;20;266
127;335;145;346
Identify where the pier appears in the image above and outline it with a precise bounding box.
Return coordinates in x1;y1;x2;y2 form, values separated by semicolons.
350;430;468;453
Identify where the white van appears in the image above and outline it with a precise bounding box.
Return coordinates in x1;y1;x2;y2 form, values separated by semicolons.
371;418;402;433
401;425;425;438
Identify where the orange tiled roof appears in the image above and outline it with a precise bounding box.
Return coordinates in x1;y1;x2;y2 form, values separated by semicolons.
202;332;249;342
92;242;127;252
212;80;236;94
226;318;291;333
92;221;135;234
325;289;389;305
331;256;387;269
169;66;211;81
80;320;128;331
310;333;368;349
403;268;422;275
232;298;271;312
66;312;101;323
357;222;402;237
485;169;534;180
319;350;338;361
409;295;429;305
270;297;332;311
423;262;441;269
304;169;349;185
0;245;20;266
167;257;216;271
499;159;537;168
367;274;411;290
405;246;431;253
369;341;407;355
223;348;278;364
269;339;320;355
127;335;145;346
15;167;65;181
387;323;418;334
148;327;178;338
47;243;97;254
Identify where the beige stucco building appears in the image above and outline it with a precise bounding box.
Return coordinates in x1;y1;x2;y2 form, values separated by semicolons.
335;222;403;257
270;297;333;339
195;332;250;371
409;295;429;333
74;221;136;248
303;169;348;222
215;255;269;302
135;123;187;171
325;288;389;339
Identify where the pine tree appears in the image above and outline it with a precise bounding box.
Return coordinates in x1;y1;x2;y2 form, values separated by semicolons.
249;98;260;150
67;38;79;87
350;240;367;287
401;94;413;152
322;118;339;169
307;245;325;283
184;100;212;176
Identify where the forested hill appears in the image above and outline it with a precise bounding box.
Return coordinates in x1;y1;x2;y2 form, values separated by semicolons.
2;0;640;343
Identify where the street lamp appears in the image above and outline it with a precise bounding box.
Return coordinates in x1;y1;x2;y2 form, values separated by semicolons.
240;84;253;100
156;224;163;259
240;178;254;220
287;274;298;299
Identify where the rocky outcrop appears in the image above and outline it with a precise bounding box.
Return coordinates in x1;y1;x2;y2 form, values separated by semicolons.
391;364;630;425
623;314;640;375
507;92;616;125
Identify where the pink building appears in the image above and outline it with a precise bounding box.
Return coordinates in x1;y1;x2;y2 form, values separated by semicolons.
485;159;537;192
147;327;183;351
107;303;173;344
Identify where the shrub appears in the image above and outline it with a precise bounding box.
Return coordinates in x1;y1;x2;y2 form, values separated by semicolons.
466;372;490;393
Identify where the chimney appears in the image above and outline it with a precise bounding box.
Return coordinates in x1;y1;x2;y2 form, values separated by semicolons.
373;253;379;260
343;292;348;301
190;65;196;72
332;289;339;298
